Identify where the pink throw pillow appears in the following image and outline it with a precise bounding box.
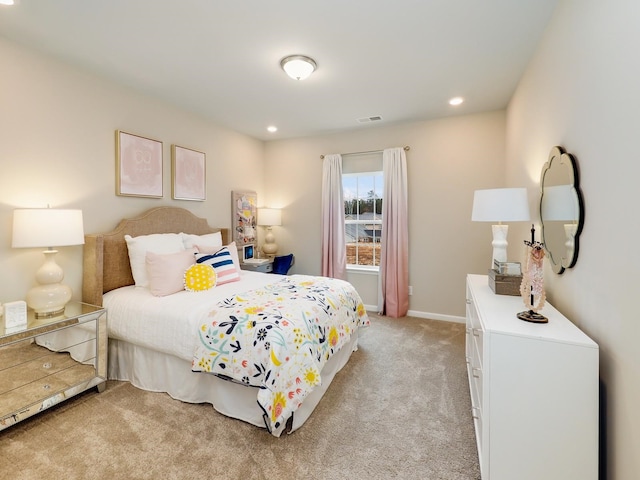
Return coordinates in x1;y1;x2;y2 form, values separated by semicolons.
146;248;197;296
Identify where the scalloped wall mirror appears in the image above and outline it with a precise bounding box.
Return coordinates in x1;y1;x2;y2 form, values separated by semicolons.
539;146;584;274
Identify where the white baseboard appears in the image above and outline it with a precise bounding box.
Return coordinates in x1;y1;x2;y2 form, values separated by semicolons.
364;305;465;324
407;310;466;324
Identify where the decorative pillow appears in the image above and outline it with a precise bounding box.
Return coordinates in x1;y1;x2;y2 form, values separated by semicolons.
125;233;185;287
181;231;223;249
145;248;197;297
196;241;242;275
195;247;241;285
184;264;217;292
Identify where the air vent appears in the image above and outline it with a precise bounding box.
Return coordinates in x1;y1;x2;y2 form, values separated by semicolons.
357;115;383;123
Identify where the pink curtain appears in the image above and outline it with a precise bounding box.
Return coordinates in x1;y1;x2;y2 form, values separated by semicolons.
321;154;347;279
378;148;409;317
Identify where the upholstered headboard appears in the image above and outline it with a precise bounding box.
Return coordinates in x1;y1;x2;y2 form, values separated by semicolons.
82;206;230;306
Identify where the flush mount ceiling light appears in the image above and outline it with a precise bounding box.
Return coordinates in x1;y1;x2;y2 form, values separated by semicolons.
449;96;464;106
280;55;317;80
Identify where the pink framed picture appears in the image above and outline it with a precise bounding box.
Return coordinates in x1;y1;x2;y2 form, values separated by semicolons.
116;130;163;198
172;145;206;201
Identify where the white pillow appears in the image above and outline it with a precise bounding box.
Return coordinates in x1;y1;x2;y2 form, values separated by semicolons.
181;231;223;249
124;233;185;287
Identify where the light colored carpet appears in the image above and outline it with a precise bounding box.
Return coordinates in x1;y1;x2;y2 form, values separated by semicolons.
0;314;480;480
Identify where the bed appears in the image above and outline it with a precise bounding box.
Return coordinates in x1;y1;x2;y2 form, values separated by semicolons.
81;206;369;436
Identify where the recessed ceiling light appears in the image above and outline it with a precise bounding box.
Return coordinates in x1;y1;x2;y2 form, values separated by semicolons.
280;55;317;81
267;126;278;133
0;0;15;5
449;97;464;106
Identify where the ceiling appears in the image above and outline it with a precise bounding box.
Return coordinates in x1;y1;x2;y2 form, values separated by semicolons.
0;1;558;141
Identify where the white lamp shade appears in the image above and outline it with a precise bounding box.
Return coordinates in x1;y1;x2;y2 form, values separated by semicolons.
280;55;317;80
12;209;85;248
258;208;282;227
471;188;530;222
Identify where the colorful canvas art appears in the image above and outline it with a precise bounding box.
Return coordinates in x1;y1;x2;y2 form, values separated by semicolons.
231;190;257;245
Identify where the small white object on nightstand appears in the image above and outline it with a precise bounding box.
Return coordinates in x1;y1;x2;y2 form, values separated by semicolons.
4;300;27;331
240;258;273;273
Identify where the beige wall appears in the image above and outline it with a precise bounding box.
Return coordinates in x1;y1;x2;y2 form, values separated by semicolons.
1;35;506;320
264;111;507;318
0;38;264;304
506;1;640;478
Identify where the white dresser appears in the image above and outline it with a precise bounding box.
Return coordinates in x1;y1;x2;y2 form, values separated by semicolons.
465;274;598;480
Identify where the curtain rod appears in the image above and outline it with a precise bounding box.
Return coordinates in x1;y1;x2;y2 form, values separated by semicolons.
320;145;410;160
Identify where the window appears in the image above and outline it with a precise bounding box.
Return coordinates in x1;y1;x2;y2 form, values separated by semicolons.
343;171;383;269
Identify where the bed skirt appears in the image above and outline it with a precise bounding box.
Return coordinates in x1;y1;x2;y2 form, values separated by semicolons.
107;331;359;433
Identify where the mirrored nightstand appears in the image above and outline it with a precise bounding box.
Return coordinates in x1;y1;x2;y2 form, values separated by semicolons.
0;301;107;430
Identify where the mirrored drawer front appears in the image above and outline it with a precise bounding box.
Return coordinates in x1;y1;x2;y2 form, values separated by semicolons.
0;324;97;422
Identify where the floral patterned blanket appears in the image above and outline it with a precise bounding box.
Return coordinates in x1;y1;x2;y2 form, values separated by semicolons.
192;274;369;436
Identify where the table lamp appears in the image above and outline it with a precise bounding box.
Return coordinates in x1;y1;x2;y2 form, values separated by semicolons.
472;188;530;268
257;208;282;256
12;208;85;318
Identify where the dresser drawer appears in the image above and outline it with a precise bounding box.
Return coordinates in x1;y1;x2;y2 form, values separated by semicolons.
466;297;484;361
472;403;483;456
470;345;483;409
471;326;483;365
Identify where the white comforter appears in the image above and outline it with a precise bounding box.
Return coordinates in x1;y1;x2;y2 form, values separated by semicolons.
103;270;276;361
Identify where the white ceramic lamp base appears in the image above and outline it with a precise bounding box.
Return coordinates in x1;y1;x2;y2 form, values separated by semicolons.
261;228;278;256
27;250;72;318
491;224;509;268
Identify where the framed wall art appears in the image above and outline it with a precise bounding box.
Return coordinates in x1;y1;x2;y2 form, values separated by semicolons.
116;130;163;198
231;190;257;246
172;145;206;201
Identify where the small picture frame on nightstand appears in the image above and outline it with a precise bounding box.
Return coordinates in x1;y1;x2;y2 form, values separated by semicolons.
243;244;255;261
